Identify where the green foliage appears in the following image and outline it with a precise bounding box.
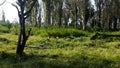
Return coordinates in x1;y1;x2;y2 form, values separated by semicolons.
0;26;120;68
0;37;10;44
0;22;12;29
30;27;88;38
0;25;9;33
47;27;87;37
10;24;19;35
0;22;12;33
30;27;48;37
0;51;9;59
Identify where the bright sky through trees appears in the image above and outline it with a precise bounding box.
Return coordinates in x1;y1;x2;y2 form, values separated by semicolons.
0;0;95;23
0;0;18;22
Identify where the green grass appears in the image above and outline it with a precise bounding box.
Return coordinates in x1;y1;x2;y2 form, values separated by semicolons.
0;33;120;68
0;24;120;68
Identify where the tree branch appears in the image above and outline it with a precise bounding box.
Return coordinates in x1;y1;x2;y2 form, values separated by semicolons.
24;0;37;19
12;3;21;17
0;0;6;6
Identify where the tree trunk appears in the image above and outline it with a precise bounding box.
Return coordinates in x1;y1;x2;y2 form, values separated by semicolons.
16;17;27;55
58;2;63;27
113;17;117;30
75;3;78;28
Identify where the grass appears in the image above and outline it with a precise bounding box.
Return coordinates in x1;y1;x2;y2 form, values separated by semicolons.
0;24;120;68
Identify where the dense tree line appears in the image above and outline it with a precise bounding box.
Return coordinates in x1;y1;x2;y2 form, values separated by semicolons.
28;0;120;30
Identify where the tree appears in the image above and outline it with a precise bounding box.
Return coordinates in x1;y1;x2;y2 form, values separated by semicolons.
2;10;6;22
94;0;105;29
58;0;63;27
12;0;37;56
42;0;52;27
66;0;78;28
81;0;91;30
27;1;41;27
101;0;120;30
0;0;6;22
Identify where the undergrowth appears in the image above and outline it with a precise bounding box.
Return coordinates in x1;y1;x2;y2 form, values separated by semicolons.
0;23;120;68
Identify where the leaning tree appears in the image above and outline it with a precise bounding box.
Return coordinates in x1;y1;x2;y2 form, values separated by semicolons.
12;0;37;56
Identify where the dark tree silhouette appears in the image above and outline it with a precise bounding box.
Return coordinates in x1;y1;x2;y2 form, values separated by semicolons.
12;0;37;56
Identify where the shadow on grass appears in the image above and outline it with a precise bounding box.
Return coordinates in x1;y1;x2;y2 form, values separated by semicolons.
0;52;119;68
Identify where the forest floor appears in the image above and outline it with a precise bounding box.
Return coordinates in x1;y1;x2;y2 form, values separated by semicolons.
0;30;120;68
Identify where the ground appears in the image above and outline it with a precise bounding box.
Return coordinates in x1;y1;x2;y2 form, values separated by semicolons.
0;29;120;68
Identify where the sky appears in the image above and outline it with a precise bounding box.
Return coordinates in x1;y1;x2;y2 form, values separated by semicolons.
0;0;95;23
0;0;18;22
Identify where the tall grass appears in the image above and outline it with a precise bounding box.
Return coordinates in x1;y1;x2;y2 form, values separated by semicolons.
0;23;120;68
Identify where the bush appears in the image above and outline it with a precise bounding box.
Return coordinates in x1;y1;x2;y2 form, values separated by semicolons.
0;22;12;29
47;27;87;38
0;52;8;59
10;26;88;38
30;27;48;37
0;25;9;33
10;24;19;35
0;37;10;44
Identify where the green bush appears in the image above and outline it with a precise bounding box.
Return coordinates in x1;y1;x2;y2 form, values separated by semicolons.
9;24;19;35
0;25;10;33
0;51;8;59
9;25;88;38
0;22;12;29
30;27;48;37
47;27;87;38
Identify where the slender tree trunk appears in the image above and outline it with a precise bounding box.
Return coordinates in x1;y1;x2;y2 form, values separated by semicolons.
75;4;78;28
58;2;63;27
16;16;27;55
113;17;117;30
108;17;112;30
64;16;68;27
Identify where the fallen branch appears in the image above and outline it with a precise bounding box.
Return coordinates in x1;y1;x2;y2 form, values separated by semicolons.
91;32;120;40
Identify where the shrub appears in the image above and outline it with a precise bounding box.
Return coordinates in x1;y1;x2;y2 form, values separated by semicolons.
0;25;9;33
0;37;10;44
30;27;48;37
0;52;8;59
47;27;87;38
10;24;19;35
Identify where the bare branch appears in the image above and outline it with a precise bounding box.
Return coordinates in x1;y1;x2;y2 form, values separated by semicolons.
11;3;21;16
0;0;6;6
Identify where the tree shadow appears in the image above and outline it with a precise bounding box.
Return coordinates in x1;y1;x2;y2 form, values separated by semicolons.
0;52;118;68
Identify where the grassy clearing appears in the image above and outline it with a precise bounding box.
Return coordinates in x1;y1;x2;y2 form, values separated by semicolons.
0;25;120;68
